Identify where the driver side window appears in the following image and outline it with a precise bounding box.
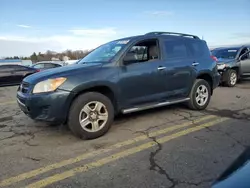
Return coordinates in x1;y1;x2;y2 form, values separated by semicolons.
123;39;159;64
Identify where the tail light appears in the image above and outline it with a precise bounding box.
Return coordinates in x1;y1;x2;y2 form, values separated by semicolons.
36;69;41;72
211;55;218;62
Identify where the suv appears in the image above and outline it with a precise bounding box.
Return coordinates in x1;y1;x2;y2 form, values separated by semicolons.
17;32;220;139
211;45;250;87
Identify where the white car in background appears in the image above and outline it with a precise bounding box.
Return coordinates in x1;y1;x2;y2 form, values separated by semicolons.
31;61;63;71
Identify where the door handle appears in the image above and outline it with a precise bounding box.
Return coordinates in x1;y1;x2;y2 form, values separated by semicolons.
158;66;166;71
192;62;199;66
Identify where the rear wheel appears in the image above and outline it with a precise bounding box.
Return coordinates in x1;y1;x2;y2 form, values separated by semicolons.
68;92;114;140
187;79;211;110
225;69;237;87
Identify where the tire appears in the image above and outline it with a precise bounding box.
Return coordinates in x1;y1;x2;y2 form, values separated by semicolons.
225;69;237;87
68;92;114;140
187;79;211;110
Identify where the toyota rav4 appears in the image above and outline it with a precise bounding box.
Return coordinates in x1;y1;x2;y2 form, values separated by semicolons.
17;31;220;139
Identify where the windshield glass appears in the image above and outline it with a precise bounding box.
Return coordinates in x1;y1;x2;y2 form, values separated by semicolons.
78;40;130;64
211;49;239;59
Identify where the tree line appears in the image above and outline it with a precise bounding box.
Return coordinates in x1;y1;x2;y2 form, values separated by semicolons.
4;49;92;63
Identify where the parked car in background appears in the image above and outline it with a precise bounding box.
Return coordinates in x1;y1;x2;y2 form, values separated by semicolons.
0;64;38;86
31;61;63;71
17;31;220;139
64;60;79;66
211;45;250;87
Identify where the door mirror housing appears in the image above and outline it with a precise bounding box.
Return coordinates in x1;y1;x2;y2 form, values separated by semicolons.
123;52;138;65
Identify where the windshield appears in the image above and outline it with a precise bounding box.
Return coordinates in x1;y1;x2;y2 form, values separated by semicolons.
78;40;130;64
211;49;239;59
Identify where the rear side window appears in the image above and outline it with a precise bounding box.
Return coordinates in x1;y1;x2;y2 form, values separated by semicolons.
15;65;29;71
44;64;57;68
164;39;188;59
188;40;210;58
33;64;45;69
0;65;16;72
0;65;10;70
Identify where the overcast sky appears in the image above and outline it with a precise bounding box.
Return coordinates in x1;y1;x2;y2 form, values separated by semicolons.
0;0;250;57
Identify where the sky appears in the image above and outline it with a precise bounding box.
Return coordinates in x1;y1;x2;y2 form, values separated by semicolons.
0;0;250;57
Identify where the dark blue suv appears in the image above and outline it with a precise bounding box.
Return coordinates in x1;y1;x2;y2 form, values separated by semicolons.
17;32;220;139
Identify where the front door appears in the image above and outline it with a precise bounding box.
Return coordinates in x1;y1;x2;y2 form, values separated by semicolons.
118;39;167;108
14;65;29;83
0;65;12;85
240;51;250;74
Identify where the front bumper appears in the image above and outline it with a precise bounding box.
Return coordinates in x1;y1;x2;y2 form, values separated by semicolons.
17;88;73;123
213;72;221;89
218;68;229;82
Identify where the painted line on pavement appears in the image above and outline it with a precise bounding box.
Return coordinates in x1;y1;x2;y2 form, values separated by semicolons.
0;115;216;187
25;117;229;188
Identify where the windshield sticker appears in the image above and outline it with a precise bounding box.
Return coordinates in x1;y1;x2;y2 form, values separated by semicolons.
117;40;130;44
228;50;237;52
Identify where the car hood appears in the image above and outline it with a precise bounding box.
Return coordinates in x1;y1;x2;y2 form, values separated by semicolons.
216;58;235;64
24;63;103;84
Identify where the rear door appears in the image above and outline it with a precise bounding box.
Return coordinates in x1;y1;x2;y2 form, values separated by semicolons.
14;65;31;83
0;65;15;85
160;38;196;99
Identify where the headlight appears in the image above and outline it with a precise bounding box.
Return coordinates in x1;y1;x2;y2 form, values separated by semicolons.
217;64;226;70
33;77;67;94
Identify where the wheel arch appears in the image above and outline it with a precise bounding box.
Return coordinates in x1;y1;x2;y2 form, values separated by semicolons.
69;82;119;116
196;72;213;95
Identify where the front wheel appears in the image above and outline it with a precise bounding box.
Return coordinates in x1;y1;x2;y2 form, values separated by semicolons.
225;69;237;87
68;92;114;140
187;79;211;110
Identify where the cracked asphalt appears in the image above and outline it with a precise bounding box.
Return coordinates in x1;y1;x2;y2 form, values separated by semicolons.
0;79;250;188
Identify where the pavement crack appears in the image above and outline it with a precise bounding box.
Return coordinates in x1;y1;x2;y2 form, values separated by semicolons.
205;127;248;149
0;124;7;128
178;178;214;187
173;109;206;126
139;126;214;188
205;107;250;121
25;156;42;161
23;132;39;147
138;131;177;188
221;131;248;149
0;116;13;123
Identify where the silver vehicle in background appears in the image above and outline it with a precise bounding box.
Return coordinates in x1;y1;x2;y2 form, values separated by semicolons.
31;61;64;71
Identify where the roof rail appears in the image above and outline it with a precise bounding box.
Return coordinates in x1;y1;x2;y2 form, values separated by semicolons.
145;32;200;39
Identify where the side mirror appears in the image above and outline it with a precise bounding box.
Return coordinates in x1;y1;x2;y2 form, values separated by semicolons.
123;52;138;65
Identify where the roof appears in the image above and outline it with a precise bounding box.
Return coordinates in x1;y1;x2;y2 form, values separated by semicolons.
111;32;201;44
34;61;63;65
211;44;250;51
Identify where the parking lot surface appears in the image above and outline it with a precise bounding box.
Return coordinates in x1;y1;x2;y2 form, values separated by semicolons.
0;79;250;188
